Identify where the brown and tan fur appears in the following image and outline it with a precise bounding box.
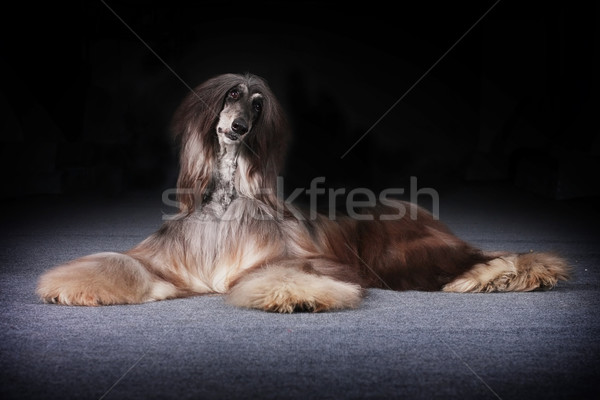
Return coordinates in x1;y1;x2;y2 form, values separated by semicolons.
37;73;570;312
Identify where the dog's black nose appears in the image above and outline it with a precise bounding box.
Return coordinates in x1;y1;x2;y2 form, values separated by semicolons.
231;118;248;135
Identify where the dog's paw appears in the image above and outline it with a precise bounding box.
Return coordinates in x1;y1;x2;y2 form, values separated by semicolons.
36;253;157;306
227;264;363;313
37;266;115;306
38;287;105;306
482;271;517;292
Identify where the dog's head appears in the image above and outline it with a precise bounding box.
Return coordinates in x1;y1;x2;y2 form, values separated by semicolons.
216;83;264;144
171;73;289;213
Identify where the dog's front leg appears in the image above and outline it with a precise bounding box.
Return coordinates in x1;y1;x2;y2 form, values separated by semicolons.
226;259;363;313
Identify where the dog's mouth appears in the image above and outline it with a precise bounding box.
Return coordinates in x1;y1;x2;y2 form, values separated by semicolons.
225;131;241;141
218;127;244;142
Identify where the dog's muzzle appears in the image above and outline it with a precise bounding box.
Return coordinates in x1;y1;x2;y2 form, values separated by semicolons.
225;131;241;141
231;118;248;136
219;118;249;141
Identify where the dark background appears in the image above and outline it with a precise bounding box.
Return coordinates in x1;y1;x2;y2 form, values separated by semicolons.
1;5;599;399
0;1;598;201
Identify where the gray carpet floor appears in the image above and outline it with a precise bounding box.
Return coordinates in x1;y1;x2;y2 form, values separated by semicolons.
1;184;599;399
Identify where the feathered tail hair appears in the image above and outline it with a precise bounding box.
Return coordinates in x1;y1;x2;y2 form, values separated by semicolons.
171;73;289;214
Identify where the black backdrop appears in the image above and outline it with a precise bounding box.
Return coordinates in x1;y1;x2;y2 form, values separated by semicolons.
1;1;598;200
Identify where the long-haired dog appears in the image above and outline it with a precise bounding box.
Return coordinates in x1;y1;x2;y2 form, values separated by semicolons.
37;73;570;312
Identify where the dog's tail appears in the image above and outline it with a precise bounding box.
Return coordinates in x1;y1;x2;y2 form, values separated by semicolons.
442;251;570;293
36;252;181;306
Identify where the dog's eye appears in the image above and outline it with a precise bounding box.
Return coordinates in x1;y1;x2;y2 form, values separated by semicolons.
229;90;240;100
253;102;262;113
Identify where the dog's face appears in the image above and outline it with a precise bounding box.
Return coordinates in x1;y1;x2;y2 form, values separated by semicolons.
216;83;264;144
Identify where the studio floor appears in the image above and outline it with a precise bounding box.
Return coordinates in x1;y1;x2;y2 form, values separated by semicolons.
1;183;599;399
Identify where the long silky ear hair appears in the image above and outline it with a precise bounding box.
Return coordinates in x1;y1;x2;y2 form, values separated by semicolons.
171;73;289;213
236;74;290;206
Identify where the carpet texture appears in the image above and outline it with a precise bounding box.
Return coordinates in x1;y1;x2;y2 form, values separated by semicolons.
1;184;599;399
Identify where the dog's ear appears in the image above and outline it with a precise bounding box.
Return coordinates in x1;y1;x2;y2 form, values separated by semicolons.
171;87;220;214
237;86;290;205
175;128;215;214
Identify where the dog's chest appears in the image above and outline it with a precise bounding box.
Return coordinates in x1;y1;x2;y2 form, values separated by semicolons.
186;199;284;292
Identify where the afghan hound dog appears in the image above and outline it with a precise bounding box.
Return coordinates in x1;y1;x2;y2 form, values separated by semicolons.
37;73;570;312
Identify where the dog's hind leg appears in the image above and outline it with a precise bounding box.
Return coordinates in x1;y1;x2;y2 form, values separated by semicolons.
442;252;570;293
226;259;364;313
37;252;179;306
